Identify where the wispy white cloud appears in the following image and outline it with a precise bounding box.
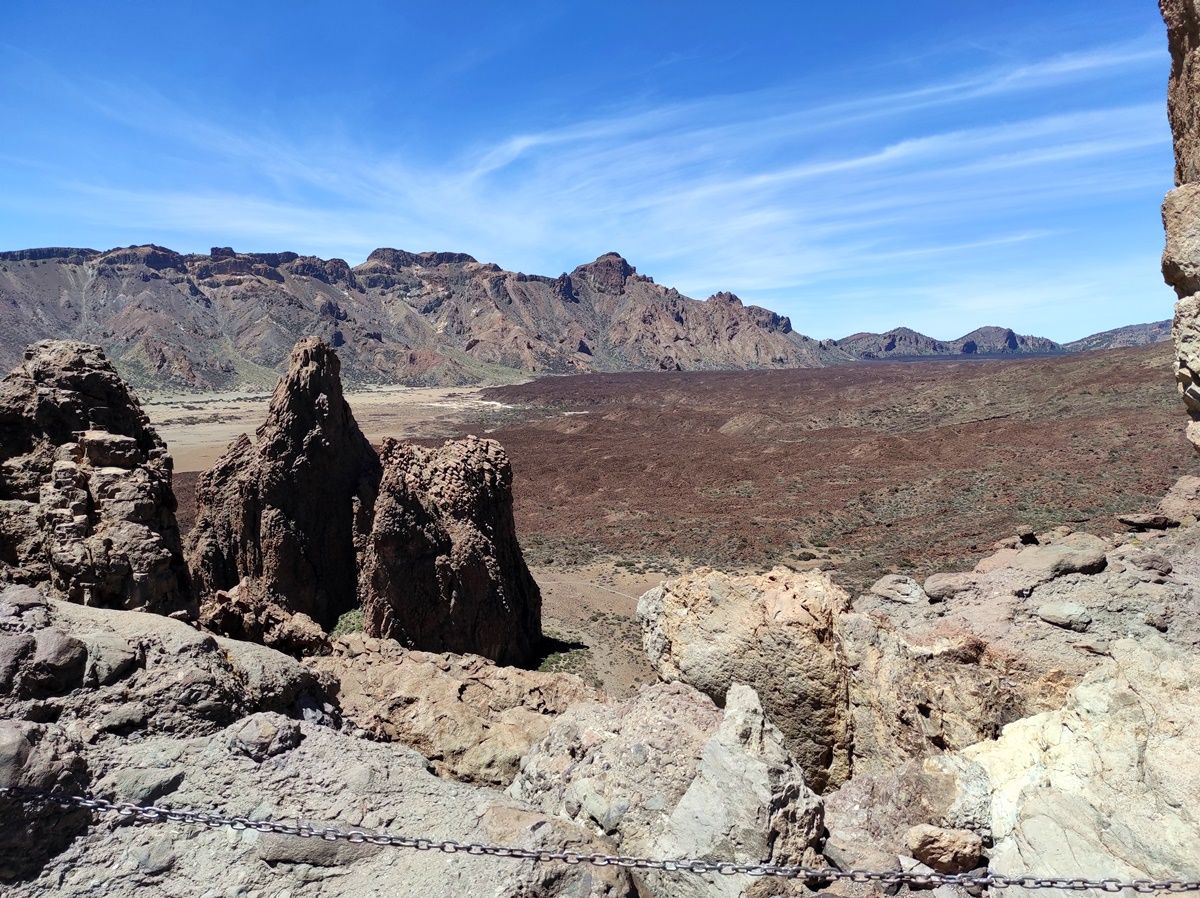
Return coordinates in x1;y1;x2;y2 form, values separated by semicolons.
0;33;1173;339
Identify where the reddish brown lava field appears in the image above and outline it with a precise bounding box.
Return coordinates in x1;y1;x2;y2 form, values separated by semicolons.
473;343;1199;590
176;343;1199;597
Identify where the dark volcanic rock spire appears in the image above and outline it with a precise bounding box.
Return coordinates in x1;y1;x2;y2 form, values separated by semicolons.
359;436;542;666
186;337;380;630
0;341;192;615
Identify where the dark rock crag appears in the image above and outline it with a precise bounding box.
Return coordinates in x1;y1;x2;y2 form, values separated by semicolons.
0;342;192;616
188;337;541;665
360;436;542;667
186;338;380;635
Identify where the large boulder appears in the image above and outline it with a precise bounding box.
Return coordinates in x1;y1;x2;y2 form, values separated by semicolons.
359;435;542;666
307;632;601;786
509;681;823;898
952;636;1200;896
186;338;380;634
0;342;192;616
638;567;852;792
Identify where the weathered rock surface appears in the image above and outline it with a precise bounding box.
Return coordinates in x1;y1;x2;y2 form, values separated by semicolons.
0;585;635;897
8;713;637;898
1160;473;1200;523
0;342;192;616
0;721;91;882
198;583;331;658
953;636;1200;894
638;567;852;791
510;681;823;898
821;756;985;874
0;586;331;740
360;435;542;666
904;824;982;874
307;632;601;786
1162;0;1200;449
642;518;1200;794
869;574;928;605
186;337;380;636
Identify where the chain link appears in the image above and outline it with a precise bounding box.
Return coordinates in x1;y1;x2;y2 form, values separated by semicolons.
4;785;1199;892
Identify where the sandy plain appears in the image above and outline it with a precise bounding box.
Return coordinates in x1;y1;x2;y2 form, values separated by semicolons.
145;385;516;473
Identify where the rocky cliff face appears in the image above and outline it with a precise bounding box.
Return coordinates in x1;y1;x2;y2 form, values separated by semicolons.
359;435;542;666
0;246;850;390
0;342;192;616
186;338;380;635
1162;0;1200;451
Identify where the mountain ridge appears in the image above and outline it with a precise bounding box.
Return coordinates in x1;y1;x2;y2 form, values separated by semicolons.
0;243;1167;390
0;244;851;390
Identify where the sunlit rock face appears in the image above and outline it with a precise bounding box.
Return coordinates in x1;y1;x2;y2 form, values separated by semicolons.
1162;0;1200;451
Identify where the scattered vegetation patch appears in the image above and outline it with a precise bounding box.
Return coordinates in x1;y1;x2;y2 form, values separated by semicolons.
332;609;364;636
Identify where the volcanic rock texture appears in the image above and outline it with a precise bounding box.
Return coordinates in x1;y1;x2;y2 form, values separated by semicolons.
1162;0;1200;450
0;342;192;616
185;338;379;634
360;435;542;666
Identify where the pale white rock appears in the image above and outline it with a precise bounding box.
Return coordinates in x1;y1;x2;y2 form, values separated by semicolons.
1160;475;1200;524
956;637;1200;896
510;681;823;898
923;572;977;602
1035;602;1091;632
869;575;928;605
638;566;851;790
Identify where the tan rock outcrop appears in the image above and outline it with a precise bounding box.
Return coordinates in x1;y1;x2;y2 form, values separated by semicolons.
638;567;852;791
0;342;192;616
953;636;1200;895
904;824;982;874
1161;0;1200;450
359;435;542;666
307;633;601;786
186;338;380;636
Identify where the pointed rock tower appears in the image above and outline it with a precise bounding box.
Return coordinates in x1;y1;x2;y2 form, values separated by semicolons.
186;338;380;634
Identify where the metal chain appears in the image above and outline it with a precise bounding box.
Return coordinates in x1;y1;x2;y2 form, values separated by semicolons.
4;785;1199;893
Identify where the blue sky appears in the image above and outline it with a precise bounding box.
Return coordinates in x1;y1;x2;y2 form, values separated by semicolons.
0;1;1175;341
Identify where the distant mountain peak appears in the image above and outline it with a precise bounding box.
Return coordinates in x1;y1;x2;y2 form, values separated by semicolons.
0;243;848;389
836;325;1061;359
572;252;637;293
